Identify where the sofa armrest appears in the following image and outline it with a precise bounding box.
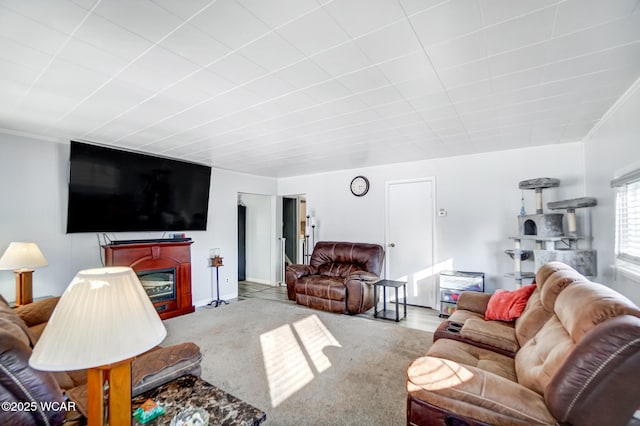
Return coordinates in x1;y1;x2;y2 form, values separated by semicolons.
407;356;557;425
456;291;491;315
14;297;60;328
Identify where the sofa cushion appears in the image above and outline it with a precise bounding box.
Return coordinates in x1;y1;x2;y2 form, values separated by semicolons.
514;288;552;347
407;356;557;425
514;315;573;395
460;318;519;355
485;284;536;322
426;338;517;382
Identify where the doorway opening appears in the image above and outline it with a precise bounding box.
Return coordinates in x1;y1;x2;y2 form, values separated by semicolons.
282;196;306;266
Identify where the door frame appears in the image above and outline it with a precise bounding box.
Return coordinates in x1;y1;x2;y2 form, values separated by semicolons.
384;177;437;290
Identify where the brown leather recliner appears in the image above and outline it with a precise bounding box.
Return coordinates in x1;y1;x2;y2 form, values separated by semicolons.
285;241;385;314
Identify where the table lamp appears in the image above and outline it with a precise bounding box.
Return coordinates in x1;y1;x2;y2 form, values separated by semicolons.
0;242;48;305
29;267;167;426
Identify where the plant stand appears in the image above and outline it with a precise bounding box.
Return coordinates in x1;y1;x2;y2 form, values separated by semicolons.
207;256;228;308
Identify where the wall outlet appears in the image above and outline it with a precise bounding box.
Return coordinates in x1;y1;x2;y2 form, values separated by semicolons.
438;208;447;217
225;277;229;284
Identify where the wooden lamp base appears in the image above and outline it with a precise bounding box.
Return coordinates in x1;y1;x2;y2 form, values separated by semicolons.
14;269;34;306
87;359;132;426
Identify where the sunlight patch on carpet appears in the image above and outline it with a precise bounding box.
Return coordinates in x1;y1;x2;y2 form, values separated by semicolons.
260;314;341;407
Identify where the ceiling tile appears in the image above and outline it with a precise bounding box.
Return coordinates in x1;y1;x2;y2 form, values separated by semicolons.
354;20;423;64
483;7;556;56
0;6;69;54
276;8;351;56
377;51;439;84
546;10;640;63
274;59;332;90
302;80;352;103
244;74;295;99
0;37;52;71
181;70;237;97
479;0;559;26
553;0;637;37
73;14;153;62
312;42;372;77
426;31;488;69
159;24;231;67
190;0;271;50
206;53;267;85
323;0;406;38
438;59;492;88
58;38;128;76
238;32;306;71
487;42;549;77
398;0;455;16
92;0;182;42
29;58;108;100
147;0;215;20
0;0;89;35
338;66;392;93
409;0;483;46
237;0;319;29
117;46;200;93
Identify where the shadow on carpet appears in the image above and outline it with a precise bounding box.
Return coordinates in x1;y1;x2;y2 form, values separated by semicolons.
161;298;434;426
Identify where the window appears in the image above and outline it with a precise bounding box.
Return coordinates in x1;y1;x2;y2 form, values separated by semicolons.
612;169;640;278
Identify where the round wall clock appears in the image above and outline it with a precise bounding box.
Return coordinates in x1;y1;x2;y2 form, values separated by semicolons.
350;175;370;197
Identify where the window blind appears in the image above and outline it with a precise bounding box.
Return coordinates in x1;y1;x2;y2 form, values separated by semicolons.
614;176;640;266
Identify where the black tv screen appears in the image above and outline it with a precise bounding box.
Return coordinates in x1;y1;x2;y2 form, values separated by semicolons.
66;141;211;233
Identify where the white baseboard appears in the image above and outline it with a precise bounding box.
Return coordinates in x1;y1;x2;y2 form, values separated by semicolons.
245;277;276;285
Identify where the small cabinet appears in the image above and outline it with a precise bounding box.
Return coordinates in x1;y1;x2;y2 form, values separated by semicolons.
439;271;484;317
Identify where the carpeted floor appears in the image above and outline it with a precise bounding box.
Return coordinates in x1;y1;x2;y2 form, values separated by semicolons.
161;298;434;426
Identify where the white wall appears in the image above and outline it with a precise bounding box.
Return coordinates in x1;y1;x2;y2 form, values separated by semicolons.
0;134;277;305
278;142;587;293
584;78;640;305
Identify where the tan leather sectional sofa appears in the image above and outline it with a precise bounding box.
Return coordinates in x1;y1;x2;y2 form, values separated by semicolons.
406;262;640;426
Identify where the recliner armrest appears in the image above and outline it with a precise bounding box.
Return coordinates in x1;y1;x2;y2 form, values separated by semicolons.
286;264;317;278
346;271;379;282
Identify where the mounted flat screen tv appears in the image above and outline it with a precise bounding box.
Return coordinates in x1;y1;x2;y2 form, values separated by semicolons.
66;141;211;233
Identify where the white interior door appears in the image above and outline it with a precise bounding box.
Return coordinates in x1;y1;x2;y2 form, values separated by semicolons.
386;179;436;308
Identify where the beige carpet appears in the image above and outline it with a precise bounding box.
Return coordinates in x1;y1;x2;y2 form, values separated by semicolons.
161;298;434;426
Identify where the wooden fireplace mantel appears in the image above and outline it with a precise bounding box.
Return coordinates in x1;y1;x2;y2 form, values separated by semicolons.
103;241;195;320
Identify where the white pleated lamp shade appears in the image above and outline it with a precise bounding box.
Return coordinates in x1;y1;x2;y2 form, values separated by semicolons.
0;242;48;270
30;266;167;371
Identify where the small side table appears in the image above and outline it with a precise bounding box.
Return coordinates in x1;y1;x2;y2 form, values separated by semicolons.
373;279;407;322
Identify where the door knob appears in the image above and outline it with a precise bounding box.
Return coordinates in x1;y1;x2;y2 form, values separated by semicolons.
388;243;395;247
